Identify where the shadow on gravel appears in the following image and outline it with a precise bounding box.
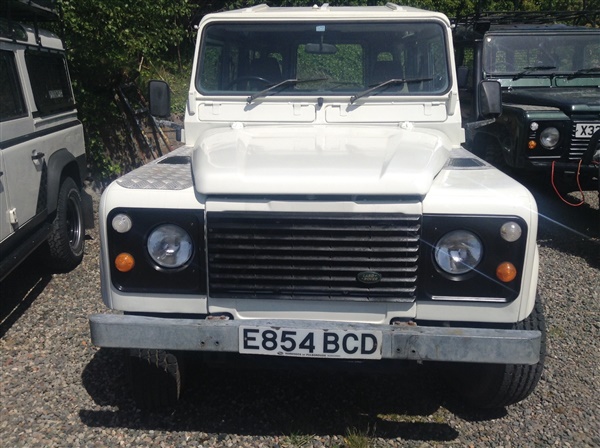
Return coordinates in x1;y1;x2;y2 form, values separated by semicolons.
438;390;508;423
80;349;463;443
0;254;52;338
522;176;600;269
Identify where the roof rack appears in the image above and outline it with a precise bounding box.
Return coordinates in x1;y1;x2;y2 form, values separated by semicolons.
1;0;59;22
452;10;599;28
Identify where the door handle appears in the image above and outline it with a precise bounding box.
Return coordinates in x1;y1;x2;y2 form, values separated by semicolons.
31;150;45;160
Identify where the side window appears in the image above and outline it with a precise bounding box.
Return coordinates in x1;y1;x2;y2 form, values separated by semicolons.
199;42;247;92
200;43;224;91
404;38;448;93
296;43;364;89
552;44;575;71
0;50;27;121
429;39;449;90
455;45;474;89
25;50;74;116
584;40;600;67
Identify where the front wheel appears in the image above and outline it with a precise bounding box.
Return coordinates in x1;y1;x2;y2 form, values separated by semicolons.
450;298;547;409
45;177;85;272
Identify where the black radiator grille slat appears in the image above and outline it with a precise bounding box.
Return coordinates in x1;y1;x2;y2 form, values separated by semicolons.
209;234;419;242
209;245;418;253
206;212;421;301
209;265;418;272
211;254;419;262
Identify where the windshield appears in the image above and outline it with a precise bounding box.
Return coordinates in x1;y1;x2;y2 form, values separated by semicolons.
483;31;600;84
196;21;450;98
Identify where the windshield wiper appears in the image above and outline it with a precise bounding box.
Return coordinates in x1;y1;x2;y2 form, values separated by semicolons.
247;77;328;104
566;67;600;80
512;66;556;81
350;77;433;104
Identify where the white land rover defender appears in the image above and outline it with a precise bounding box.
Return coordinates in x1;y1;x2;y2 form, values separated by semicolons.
90;4;546;410
1;1;91;281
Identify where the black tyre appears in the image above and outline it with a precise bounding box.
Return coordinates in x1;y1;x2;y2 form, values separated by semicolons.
45;177;85;272
451;298;547;409
128;349;184;410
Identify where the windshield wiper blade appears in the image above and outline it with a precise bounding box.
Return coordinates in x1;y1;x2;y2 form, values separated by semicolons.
512;66;556;81
566;67;600;80
350;77;433;104
247;77;328;104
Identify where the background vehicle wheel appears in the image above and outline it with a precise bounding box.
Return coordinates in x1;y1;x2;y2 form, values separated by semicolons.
45;177;85;272
128;349;185;410
450;298;547;409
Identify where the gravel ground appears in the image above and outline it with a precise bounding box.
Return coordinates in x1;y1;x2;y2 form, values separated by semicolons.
1;178;598;448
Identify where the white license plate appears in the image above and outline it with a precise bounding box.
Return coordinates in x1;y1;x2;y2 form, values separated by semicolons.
239;326;383;360
575;123;600;138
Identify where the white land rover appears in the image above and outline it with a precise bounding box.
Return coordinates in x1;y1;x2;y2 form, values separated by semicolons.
1;1;91;281
89;3;545;410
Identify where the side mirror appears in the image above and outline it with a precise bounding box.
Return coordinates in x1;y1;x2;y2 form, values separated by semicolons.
148;80;170;117
478;80;502;118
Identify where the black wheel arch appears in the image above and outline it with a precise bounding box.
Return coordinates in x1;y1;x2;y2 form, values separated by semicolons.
46;149;93;228
46;148;85;213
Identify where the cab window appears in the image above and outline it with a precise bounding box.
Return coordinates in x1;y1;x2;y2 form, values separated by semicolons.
0;50;27;121
25;50;75;116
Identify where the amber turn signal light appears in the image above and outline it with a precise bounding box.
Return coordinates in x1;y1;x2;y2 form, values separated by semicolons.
528;140;537;149
496;262;517;282
115;253;135;272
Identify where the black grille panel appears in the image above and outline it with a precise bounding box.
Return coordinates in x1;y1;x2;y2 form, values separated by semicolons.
207;212;421;301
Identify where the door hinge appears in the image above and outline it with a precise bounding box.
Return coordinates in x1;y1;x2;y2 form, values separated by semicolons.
8;208;18;226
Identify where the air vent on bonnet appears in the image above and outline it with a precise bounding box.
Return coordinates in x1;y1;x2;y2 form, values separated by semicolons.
446;157;486;168
158;155;191;165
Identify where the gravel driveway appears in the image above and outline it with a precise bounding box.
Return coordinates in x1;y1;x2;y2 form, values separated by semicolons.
1;179;598;448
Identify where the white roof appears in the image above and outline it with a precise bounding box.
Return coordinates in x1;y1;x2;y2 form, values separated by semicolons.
22;24;64;50
201;3;450;25
0;21;64;51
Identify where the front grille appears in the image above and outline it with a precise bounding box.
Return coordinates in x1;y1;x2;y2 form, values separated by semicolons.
206;212;421;301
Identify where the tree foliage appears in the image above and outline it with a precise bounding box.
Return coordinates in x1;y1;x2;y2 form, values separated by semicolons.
59;0;191;88
55;0;191;181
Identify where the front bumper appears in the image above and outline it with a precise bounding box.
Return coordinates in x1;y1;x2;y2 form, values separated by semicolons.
89;314;542;365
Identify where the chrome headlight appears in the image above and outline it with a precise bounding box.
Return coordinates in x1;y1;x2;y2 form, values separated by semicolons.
540;127;560;149
434;230;483;275
147;224;193;269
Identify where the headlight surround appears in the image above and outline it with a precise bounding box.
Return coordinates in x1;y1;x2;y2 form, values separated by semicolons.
420;215;528;302
107;208;206;294
147;224;193;269
434;230;483;275
539;127;560;149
